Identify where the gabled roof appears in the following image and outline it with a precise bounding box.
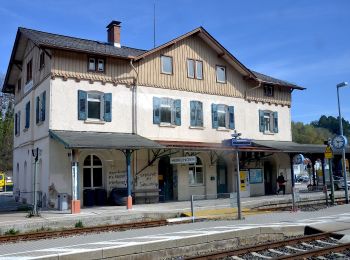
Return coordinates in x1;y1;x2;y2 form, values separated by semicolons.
2;26;305;93
252;71;305;90
20;27;147;58
134;27;256;79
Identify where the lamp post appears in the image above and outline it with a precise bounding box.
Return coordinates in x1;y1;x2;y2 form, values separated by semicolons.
336;81;349;204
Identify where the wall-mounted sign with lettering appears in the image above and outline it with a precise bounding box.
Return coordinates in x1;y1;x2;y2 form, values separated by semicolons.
170;156;197;165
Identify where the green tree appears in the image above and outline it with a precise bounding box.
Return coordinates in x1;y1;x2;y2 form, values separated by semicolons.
292;121;332;144
0;74;14;171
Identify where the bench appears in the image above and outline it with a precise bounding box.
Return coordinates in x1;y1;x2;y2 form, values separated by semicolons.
133;189;160;204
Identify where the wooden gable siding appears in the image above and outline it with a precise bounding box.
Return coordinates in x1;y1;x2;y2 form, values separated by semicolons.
51;50;134;84
136;35;248;98
246;85;291;106
15;40;51;102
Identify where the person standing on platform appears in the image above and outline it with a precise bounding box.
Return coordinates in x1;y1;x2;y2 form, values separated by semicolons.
276;173;286;195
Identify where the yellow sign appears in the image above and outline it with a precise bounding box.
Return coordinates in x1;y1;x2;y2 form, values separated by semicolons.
324;146;333;159
240;171;246;191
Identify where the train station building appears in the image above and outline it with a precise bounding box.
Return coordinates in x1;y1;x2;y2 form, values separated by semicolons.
2;21;317;213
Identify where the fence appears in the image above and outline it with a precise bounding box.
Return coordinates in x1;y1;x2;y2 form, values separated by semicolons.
190;193;238;222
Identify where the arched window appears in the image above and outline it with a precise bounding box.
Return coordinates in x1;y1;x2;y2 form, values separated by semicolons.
83;155;103;188
189;157;204;185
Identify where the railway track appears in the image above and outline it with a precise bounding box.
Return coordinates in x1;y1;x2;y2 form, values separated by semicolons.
0;219;169;244
187;232;350;260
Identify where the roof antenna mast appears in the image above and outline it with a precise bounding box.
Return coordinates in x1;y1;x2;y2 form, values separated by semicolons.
153;0;156;48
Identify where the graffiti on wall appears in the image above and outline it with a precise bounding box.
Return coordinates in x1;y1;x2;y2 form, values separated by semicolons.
108;171;127;190
136;171;158;189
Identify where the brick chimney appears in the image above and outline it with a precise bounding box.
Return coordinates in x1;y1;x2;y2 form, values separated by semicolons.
106;21;121;48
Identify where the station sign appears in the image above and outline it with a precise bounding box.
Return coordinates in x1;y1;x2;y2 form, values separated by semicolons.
170;156;197;164
231;139;252;147
324;146;333;159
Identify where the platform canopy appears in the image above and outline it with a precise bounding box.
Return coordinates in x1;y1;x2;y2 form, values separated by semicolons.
252;140;350;154
49;130;164;150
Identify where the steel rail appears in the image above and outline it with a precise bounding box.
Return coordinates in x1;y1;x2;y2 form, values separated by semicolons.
186;232;335;260
0;219;169;244
276;242;350;259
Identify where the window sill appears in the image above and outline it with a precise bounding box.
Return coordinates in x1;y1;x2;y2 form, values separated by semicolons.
263;131;275;135
36;121;44;126
216;127;230;132
189;126;205;130
159;123;176;128
84;120;105;125
23;128;29;132
189;184;205;187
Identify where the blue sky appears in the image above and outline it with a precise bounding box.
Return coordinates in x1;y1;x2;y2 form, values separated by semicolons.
1;0;350;123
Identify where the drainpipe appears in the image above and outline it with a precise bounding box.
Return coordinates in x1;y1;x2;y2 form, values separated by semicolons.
130;60;139;135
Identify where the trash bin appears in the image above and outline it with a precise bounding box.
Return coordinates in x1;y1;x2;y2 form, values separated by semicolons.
57;193;68;211
83;189;94;207
94;188;107;206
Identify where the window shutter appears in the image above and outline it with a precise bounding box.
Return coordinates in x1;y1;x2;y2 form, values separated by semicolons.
153;97;160;124
104;93;112;122
36;96;40;124
273;111;279;133
78;90;87;120
15;113;18;135
18;111;21;133
174;99;181;126
259;110;264;132
25;102;30;128
41;91;46;122
211;103;218;129
197;101;203;127
190;101;196;126
228;106;235;130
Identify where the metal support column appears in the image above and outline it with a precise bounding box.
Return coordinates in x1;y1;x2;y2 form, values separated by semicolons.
71;149;80;214
321;158;328;206
235;148;242;220
126;149;132;210
329;158;335;205
32;148;39;216
289;153;296;211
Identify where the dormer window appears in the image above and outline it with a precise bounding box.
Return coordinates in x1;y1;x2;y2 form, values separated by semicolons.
88;57;105;72
264;85;274;97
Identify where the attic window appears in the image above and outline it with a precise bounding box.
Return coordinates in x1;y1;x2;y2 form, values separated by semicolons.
88;57;105;72
264;85;274;97
26;59;33;83
39;52;45;70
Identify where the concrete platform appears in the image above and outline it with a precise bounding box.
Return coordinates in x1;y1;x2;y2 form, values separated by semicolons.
0;190;345;234
1;203;350;259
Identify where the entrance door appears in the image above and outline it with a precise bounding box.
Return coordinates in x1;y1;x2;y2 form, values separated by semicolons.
158;156;174;201
217;158;228;194
264;161;274;195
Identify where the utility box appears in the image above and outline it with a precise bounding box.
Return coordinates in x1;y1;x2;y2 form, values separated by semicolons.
57;193;68;211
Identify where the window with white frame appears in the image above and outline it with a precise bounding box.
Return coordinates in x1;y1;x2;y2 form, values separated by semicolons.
161;55;173;74
153;97;181;126
259;110;278;134
88;57;105;72
187;59;203;79
78;90;112;122
264;85;274;97
216;65;226;83
217;104;227;128
87;93;103;120
83;155;103;188
190;101;203;127
212;103;235;130
189;157;204;185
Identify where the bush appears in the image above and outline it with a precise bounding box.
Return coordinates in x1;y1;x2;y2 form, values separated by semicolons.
4;228;19;236
75;220;84;228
